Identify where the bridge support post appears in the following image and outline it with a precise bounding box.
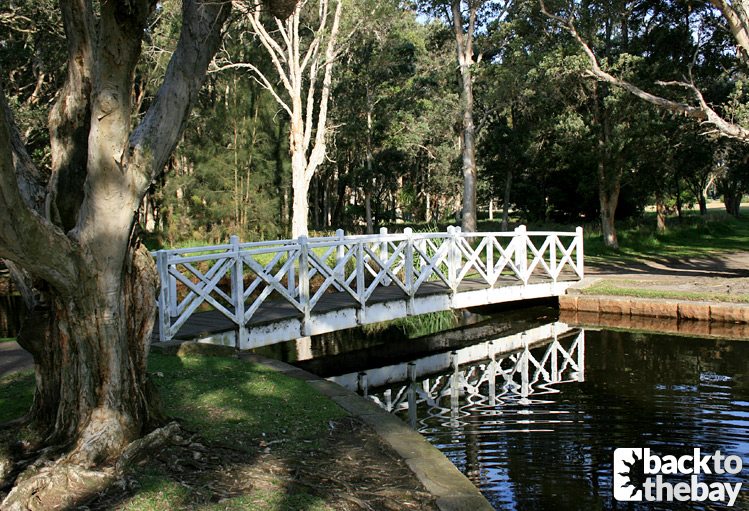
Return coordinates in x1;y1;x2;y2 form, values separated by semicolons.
550;235;557;281
514;224;528;283
576;226;585;279
335;229;345;290
404;227;414;315
486;234;495;286
356;239;365;324
446;226;456;289
299;235;311;335
156;250;172;342
231;235;248;349
379;227;391;286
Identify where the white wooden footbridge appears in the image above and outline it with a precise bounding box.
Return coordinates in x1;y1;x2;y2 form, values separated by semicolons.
152;226;584;350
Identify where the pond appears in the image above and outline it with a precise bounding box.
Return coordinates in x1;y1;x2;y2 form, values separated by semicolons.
263;308;749;510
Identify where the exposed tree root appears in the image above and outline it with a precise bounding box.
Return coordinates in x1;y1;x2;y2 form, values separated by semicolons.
0;422;180;511
0;465;114;511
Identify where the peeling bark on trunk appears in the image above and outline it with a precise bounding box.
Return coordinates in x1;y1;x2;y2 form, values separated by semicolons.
0;0;232;506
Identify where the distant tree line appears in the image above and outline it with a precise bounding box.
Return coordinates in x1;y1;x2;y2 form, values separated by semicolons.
5;0;749;251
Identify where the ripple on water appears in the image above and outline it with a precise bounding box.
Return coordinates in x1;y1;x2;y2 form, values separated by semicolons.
392;329;749;510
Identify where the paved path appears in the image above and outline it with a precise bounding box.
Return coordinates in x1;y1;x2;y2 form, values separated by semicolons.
0;341;33;379
586;251;749;296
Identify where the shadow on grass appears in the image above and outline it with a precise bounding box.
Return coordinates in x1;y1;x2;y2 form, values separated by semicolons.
1;354;437;511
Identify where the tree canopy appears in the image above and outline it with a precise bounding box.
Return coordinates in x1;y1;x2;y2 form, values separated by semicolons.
3;0;749;503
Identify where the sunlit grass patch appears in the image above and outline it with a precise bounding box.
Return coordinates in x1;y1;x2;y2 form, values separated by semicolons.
579;280;749;303
119;470;332;511
0;371;34;425
117;473;191;511
584;212;749;262
149;354;347;449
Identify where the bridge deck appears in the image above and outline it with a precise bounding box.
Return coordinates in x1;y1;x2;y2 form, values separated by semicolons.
153;272;576;343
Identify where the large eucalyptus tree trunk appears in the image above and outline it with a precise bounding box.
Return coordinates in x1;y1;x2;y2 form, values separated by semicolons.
0;0;232;506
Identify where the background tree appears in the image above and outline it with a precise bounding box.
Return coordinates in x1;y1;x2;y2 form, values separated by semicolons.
223;0;344;238
541;0;749;141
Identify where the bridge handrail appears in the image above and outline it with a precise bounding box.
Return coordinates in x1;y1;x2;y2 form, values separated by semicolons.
152;225;584;346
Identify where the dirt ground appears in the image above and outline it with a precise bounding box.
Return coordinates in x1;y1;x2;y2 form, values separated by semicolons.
2;417;439;511
585;251;749;297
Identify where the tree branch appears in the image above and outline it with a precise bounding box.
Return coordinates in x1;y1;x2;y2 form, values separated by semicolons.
539;0;749;142
305;0;341;181
129;0;233;191
476;106;498;135
211;63;293;116
46;0;96;231
0;89;77;292
246;3;294;93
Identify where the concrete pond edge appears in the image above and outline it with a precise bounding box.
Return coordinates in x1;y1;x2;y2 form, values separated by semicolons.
559;277;749;339
235;352;495;511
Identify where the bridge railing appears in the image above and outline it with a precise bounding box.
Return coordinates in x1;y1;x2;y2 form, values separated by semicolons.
153;225;584;343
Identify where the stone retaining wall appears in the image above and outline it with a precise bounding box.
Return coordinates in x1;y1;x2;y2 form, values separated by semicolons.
559;294;749;339
559;294;749;323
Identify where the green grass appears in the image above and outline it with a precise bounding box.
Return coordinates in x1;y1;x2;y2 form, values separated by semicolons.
0;338;15;343
149;353;346;448
578;280;749;303
0;371;35;424
582;211;749;263
119;469;330;511
0;353;348;510
363;310;460;338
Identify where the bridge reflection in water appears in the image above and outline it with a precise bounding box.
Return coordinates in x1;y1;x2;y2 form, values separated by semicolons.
330;323;584;430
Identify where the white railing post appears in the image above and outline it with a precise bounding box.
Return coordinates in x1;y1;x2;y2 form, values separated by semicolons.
230;235;247;349
335;229;345;287
287;242;296;298
550;235;557;281
514;224;528;283
169;273;177;318
576;226;585;279
447;225;458;292
487;234;495;285
379;226;391;286
156;250;171;342
298;235;310;334
356;239;366;323
404;227;414;312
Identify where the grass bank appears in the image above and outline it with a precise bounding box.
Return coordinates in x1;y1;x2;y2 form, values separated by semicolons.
581;211;749;263
1;352;350;510
576;279;749;303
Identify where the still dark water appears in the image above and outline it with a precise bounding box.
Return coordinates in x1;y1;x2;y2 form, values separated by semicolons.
380;329;749;510
268;311;749;510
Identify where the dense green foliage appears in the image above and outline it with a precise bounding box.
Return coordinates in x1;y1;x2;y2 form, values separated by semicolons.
5;0;749;246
